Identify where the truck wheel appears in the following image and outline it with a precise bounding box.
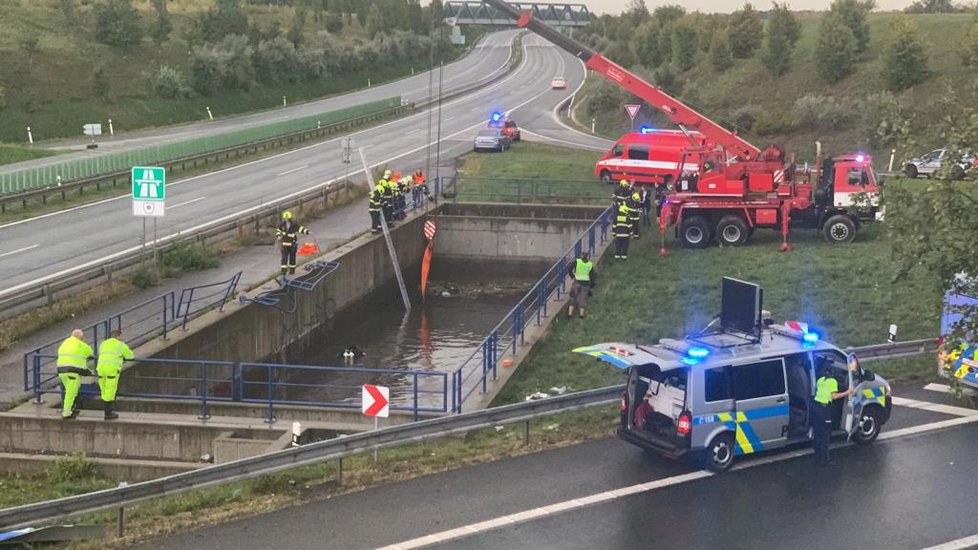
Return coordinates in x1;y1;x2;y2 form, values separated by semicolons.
704;433;735;472
904;164;918;179
679;215;712;248
600;170;613;184
853;407;882;445
822;215;856;244
716;215;749;246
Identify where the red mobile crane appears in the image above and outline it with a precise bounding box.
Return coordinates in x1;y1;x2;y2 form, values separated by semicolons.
482;0;881;250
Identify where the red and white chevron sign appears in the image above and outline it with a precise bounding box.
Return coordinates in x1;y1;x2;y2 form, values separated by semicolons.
423;219;437;241
362;384;390;418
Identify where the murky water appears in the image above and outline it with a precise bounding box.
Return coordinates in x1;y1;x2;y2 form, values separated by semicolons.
262;290;527;410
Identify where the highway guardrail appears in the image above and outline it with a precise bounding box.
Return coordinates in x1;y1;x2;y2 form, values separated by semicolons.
0;337;937;530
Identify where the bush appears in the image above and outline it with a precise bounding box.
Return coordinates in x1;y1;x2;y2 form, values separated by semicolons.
761;3;801;76
671;19;698;72
130;266;160;289
881;15;930;91
94;0;142;48
730;105;762;132
190;35;255;95
964;19;978;68
792;94;851;132
829;0;872;56
49;453;100;481
254;37;299;84
857;92;912;148
151;65;191;99
709;31;733;72
728;2;763;59
815;14;858;83
325;13;344;33
163;243;219;272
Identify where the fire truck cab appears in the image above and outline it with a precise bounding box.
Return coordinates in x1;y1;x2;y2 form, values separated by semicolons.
595;129;706;185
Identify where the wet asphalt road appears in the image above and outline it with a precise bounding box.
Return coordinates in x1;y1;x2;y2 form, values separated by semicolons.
142;398;977;550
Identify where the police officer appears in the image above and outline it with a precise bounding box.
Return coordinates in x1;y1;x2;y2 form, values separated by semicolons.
566;251;595;319
627;191;642;238
812;362;854;466
276;211;311;276
56;329;94;420
97;329;134;421
369;184;384;234
613;179;631;206
613;202;632;260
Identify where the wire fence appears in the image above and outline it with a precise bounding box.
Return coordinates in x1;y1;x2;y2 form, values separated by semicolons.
0;98;402;195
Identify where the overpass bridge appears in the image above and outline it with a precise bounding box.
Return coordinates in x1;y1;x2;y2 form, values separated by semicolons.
444;2;593;27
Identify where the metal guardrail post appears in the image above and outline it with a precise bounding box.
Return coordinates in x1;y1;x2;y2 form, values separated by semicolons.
198;363;211;420
264;364;275;424
511;311;519;355
481;341;488;394
557;259;565;298
182;288;194;331
32;354;42;404
574;239;582;261
162;294;169;340
232;363;241;402
536;282;544;326
442;373;448;414
600;209;610;243
588;225;596;256
491;332;499;381
413;373;419;422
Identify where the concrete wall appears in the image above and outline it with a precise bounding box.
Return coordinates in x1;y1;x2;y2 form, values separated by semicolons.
431;203;605;282
0;452;198;481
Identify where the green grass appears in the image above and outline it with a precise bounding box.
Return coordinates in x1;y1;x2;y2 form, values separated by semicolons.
0;143;59;164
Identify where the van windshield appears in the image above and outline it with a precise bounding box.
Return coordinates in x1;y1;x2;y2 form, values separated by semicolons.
611;144;625;157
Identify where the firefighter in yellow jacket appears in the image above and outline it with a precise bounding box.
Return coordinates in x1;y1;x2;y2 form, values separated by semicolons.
97;330;134;420
57;329;95;419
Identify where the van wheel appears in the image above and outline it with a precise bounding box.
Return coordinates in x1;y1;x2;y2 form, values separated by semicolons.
822;215;856;244
600;170;613;184
679;215;712;249
905;164;918;178
716;215;749;246
853;407;882;445
705;433;735;472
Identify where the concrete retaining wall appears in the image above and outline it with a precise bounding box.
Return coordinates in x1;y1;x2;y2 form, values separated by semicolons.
0;452;199;481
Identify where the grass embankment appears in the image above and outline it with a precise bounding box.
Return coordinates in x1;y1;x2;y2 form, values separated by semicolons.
0;144;60;165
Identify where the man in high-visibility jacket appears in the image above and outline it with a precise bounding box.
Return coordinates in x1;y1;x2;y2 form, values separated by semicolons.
812;362;853;466
613;203;632;260
613;179;631;206
566;251;596;319
97;330;134;421
369;184;384;234
380;171;395;226
412;169;428;205
57;329;94;420
276;211;311;276
627;191;642;238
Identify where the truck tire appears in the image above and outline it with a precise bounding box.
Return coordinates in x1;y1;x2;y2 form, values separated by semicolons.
716;215;750;246
904;164;918;179
600;170;613;184
822;215;856;244
679;215;712;248
853;406;882;445
704;433;735;472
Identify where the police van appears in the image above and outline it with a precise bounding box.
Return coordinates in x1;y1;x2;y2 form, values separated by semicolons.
574;278;893;471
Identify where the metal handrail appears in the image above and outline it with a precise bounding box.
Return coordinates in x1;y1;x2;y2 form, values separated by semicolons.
0;335;937;531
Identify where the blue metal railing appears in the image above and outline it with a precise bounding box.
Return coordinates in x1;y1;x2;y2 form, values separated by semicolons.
29;354;449;421
451;204;614;412
23;273;241;393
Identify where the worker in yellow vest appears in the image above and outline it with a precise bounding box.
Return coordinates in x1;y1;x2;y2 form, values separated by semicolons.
812;361;853;466
97;330;134;421
56;329;94;419
567;251;596;319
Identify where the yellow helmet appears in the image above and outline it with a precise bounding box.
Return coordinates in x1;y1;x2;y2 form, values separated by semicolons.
620;180;628;186
632;192;640;200
282;211;293;220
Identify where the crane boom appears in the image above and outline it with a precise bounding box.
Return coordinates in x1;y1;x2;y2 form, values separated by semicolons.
481;0;761;162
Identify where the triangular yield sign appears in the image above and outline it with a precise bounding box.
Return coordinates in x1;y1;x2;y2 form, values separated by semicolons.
625;104;641;120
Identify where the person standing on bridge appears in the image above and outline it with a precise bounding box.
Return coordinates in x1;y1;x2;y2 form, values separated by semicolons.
613;202;632;260
812;361;853;466
97;330;134;421
566;251;595;319
277;211;311;277
380;171;395;227
627;191;642;238
412;169;429;205
369;184;384;234
613;179;631;206
56;329;95;420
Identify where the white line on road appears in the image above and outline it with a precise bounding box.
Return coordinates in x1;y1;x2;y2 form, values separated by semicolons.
519;129;608;152
167;197;207;210
0;244;38;258
379;414;978;550
276;165;308;177
405;129;422;136
923;533;978;550
892;396;978;417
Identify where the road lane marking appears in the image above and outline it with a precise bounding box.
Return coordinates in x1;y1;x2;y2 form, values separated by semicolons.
892;396;978;417
519;129;607;152
167;197;207;210
276;165;308;177
923;533;978;549
0;45;552;300
405;129;422;136
379;414;978;550
0;34;521;234
924;383;952;393
0;244;38;258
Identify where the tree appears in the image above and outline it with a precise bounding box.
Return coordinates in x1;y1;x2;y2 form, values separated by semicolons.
962;18;978;68
94;0;142;48
814;14;858;83
728;3;763;59
623;0;650;27
761;3;799;76
671;19;698;72
151;8;173;48
652;5;686;25
364;4;383;39
324;12;344;33
881;15;930;91
632;20;665;68
905;0;960;13
196;0;249;43
828;0;872;56
709;31;733;72
289;6;306;47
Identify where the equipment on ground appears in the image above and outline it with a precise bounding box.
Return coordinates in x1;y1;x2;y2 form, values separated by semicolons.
483;0;881;250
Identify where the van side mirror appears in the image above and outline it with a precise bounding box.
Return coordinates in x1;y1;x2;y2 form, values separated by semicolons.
861;369;876;382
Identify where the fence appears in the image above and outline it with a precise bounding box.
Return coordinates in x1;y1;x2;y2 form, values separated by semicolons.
439;175;610;205
0;99;402;196
450;204;614;412
23;272;241;397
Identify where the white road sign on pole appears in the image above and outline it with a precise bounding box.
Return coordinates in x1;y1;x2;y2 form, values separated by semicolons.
132;166;166;217
362;384;390;418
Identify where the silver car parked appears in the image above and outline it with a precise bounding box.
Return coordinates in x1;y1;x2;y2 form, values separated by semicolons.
473;129;511;153
904;148;977;180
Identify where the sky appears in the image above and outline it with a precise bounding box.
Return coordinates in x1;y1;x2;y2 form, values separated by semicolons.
482;1;917;14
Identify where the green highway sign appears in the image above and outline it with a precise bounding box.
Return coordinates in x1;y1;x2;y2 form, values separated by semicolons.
131;166;165;200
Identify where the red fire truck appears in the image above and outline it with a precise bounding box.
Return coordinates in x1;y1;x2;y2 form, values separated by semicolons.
484;0;881;250
595;128;706;185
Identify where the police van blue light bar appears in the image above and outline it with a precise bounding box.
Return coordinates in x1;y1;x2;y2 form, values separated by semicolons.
639;126;655;134
688;346;709;359
491;112;503;122
802;332;819;346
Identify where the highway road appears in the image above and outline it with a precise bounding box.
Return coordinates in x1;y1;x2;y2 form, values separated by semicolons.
1;31;518;170
0;33;612;301
142;384;978;550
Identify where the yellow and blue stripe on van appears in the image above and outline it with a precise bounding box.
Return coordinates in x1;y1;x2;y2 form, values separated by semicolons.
572;345;635;370
860;387;885;406
694;404;789;456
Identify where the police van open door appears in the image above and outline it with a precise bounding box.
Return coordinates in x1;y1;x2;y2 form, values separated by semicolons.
844;353;857;440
